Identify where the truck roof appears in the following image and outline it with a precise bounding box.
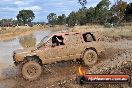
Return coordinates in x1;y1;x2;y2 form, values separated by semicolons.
51;31;97;36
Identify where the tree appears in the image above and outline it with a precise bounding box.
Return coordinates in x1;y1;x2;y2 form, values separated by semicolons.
57;14;66;25
78;0;87;8
86;7;95;23
110;0;127;24
0;20;2;27
94;0;111;24
66;11;77;27
76;8;87;25
0;19;14;27
124;2;132;22
47;13;57;26
17;10;35;25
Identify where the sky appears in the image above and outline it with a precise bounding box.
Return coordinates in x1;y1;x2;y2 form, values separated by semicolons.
0;0;131;22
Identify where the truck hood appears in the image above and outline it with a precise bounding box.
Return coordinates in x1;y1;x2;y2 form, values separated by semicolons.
14;47;36;54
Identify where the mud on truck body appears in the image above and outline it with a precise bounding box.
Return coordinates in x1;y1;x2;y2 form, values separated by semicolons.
13;32;104;80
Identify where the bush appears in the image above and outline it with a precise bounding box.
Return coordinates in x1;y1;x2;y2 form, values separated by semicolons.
0;27;6;30
104;23;113;28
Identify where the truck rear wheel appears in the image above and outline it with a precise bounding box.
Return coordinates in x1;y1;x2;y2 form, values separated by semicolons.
22;61;42;81
83;50;98;66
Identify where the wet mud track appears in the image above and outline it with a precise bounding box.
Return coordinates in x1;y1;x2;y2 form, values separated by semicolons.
0;39;132;88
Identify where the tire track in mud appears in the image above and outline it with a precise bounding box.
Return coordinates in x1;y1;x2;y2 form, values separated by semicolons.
0;40;132;88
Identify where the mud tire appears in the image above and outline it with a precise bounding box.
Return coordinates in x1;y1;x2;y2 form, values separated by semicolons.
83;50;98;66
76;76;86;84
22;61;42;81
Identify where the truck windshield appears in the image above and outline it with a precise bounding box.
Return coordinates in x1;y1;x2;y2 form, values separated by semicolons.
37;36;49;48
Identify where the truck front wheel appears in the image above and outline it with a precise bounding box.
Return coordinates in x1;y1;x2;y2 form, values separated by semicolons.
83;50;98;66
22;61;42;81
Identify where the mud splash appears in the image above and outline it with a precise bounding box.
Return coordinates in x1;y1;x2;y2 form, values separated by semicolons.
0;30;52;79
0;30;132;88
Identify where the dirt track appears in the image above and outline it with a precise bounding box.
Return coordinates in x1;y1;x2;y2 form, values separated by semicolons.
0;38;132;88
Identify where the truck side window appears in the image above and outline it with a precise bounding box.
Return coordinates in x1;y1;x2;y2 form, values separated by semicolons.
52;35;64;46
83;33;96;42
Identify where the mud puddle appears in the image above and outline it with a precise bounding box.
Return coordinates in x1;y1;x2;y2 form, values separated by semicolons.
0;31;132;88
0;30;53;79
5;39;132;88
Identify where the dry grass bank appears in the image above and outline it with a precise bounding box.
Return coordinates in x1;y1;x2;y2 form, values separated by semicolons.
0;25;48;41
0;25;69;41
0;25;131;41
72;25;132;40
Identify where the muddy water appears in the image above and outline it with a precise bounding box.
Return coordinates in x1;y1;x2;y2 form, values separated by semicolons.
0;30;52;79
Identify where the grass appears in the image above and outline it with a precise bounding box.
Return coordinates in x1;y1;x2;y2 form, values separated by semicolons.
0;26;47;41
0;25;68;41
72;25;132;39
0;24;131;41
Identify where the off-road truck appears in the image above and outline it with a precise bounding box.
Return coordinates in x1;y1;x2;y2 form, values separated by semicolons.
13;32;104;80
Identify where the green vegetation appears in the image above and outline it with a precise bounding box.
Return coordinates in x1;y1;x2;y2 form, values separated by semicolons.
47;13;57;26
0;0;131;28
124;3;132;22
17;10;35;26
66;12;77;26
0;10;35;27
0;19;18;27
47;0;132;27
47;13;66;26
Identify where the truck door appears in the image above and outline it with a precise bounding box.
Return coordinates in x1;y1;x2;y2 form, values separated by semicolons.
42;35;69;62
64;34;84;60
